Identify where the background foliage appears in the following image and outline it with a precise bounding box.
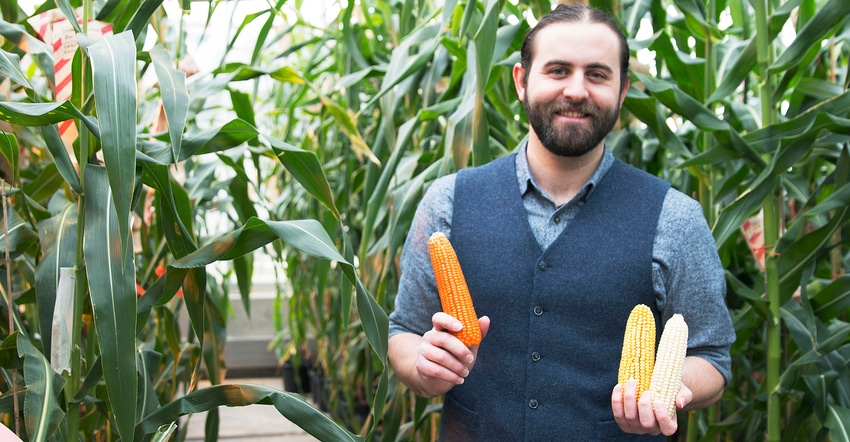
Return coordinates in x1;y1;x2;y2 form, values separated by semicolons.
0;0;848;441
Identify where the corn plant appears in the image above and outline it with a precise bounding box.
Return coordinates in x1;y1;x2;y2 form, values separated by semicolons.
2;0;849;441
0;0;380;440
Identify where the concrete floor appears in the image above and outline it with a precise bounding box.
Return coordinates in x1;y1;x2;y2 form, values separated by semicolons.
183;377;319;442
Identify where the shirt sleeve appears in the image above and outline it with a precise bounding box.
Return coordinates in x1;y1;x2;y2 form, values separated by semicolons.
389;174;457;338
652;189;737;385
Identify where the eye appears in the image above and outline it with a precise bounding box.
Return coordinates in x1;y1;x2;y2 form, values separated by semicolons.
588;71;607;80
549;67;568;77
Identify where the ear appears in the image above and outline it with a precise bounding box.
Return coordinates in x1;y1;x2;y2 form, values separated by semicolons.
513;62;526;102
619;75;631;106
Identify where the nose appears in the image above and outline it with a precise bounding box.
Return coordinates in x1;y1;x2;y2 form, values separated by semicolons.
562;74;589;101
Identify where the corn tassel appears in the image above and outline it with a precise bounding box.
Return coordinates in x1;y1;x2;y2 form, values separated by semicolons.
646;314;688;419
428;232;481;347
618;304;655;397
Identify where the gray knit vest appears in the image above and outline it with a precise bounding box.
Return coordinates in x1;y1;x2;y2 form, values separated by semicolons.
441;154;670;441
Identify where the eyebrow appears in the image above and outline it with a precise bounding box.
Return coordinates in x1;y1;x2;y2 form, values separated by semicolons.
541;60;615;75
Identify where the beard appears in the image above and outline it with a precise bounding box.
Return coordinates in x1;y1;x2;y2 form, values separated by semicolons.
523;93;620;157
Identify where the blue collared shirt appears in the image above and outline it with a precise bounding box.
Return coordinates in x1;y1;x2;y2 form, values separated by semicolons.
389;141;736;383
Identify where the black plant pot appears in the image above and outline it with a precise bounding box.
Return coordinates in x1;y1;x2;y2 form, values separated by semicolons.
281;360;312;395
310;366;329;411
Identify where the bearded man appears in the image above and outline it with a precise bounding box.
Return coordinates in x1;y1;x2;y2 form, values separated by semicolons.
387;4;735;440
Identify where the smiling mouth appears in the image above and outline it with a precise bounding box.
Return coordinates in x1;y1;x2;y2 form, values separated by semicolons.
555;109;591;119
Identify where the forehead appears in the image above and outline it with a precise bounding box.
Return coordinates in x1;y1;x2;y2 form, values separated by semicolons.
530;21;622;70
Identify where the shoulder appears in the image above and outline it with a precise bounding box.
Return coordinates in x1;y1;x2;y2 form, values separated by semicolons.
610;159;671;191
422;174;457;207
457;154;517;180
660;188;708;227
656;188;716;256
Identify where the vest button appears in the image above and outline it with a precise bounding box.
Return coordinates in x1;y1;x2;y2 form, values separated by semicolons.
529;399;538;409
531;351;540;361
538;261;548;271
533;306;543;316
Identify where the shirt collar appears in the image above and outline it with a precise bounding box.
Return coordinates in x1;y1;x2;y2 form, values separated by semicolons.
515;139;615;203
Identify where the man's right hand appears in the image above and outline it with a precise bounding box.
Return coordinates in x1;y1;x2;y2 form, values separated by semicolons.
388;313;490;398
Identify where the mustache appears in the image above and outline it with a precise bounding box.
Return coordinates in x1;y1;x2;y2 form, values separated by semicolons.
546;101;598;116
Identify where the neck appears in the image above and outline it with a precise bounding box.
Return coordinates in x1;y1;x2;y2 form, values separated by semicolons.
526;136;604;206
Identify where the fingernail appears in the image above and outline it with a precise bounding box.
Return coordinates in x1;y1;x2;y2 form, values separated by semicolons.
457;377;465;385
462;369;469;377
466;354;474;363
453;322;463;331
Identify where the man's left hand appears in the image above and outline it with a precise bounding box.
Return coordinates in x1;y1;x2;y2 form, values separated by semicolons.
611;379;692;436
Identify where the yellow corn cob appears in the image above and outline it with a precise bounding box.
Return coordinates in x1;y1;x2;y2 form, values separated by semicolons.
428;232;482;347
646;314;688;419
618;304;656;397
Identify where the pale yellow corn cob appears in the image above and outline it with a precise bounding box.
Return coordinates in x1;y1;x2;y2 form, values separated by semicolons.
646;314;688;419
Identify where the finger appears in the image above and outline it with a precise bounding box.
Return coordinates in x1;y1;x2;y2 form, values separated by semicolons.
478;316;491;340
467;316;491;360
676;382;693;410
654;401;678;436
432;312;463;333
611;383;626;421
421;327;475;372
637;393;661;435
417;340;469;383
621;380;639;420
430;312;478;364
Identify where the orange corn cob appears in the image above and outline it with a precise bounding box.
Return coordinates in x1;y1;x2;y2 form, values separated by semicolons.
428;232;482;347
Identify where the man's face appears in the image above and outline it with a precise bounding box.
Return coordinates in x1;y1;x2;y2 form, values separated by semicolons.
515;22;627;157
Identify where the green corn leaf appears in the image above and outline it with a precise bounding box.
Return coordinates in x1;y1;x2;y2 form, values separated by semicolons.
266;135;340;220
166;216;387;358
139;118;257;164
141;163;196;259
137;350;163;420
152;422;177;442
0;202;37;258
317;93;377;165
214;62;304;83
812;276;850;323
139;162;207;347
672;0;719;41
365;22;441;109
0;101;97;132
709;0;799;103
0;20;55;81
126;0;166;38
825;404;850;442
79;31;138;265
149;45;189;163
135;383;362;441
771;0;850;73
40;125;83;195
34;202;77;358
361;116;419;258
473;0;499;86
623;0;653;36
624;86;691;158
800;181;850;217
0;49;34;88
778;209;849;302
83;165;137;441
469;39;491;167
54;0;81;34
712;171;775;247
17;332;65;442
